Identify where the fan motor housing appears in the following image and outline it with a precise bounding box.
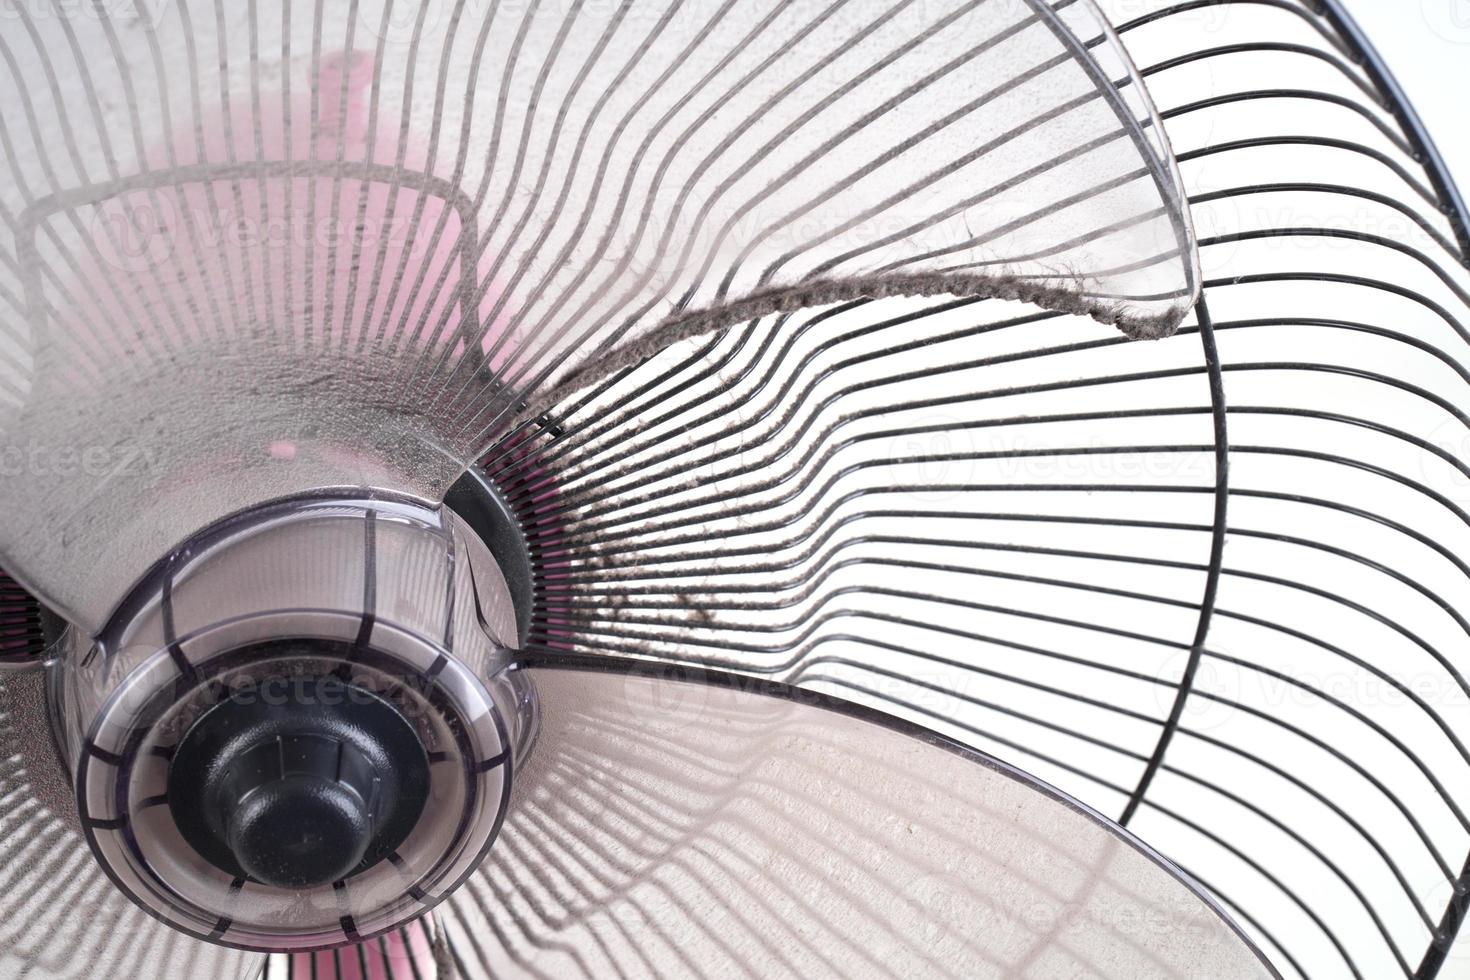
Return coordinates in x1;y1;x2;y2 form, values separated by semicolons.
49;493;536;952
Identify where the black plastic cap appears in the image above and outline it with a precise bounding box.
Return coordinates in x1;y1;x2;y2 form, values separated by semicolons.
168;673;430;890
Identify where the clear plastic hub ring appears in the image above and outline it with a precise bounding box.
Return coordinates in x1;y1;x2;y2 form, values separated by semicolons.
48;493;537;952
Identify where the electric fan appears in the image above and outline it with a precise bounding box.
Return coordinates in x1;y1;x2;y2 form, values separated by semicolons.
0;0;1464;978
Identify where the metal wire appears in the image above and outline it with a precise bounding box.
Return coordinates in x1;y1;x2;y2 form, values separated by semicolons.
0;568;45;668
488;2;1470;977
0;0;1464;976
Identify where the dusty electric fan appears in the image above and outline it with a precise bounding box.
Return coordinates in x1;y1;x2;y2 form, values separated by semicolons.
0;0;1464;978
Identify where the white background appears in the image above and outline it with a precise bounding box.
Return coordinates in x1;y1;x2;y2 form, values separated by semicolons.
1344;0;1470;201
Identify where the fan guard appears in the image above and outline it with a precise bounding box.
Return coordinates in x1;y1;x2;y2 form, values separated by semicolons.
0;0;1465;978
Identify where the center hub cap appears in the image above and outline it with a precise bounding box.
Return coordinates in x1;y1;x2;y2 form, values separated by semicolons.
50;494;535;952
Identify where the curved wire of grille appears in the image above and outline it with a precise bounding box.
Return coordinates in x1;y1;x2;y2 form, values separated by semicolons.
0;568;45;667
481;2;1470;977
260;919;443;979
0;0;1208;634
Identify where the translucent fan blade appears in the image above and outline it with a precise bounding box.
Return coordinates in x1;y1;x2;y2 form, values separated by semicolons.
0;0;1195;633
436;662;1274;979
0;670;261;980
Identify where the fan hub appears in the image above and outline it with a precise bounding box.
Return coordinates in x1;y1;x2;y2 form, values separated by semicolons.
167;670;431;891
48;494;536;952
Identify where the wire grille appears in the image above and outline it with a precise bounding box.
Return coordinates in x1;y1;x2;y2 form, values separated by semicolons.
485;2;1470;977
263;919;443;979
0;567;45;667
0;0;1464;976
0;0;1200;634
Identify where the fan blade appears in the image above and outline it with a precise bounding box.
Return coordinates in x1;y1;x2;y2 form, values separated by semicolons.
0;668;262;980
436;661;1276;979
0;0;1194;634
